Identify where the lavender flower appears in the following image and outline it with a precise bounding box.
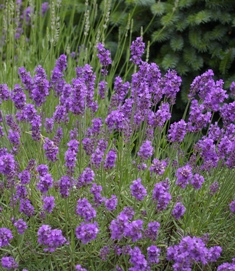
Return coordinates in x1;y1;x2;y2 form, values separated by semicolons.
19;198;35;217
1;257;18;270
229;200;235;213
76;198;96;222
191;173;204;190
37;224;67;252
137;140;153;160
124;219;143;242
152;180;171;210
149;158;167;175
18;169;31;185
172;202;186;220
175;164;193;189
77;167;95;188
144;221;160;241
217;259;235;270
109;212;129;240
0;84;10;104
98;80;107;99
91;148;104;169
75;264;88;271
90;183;104;206
130;37;145;65
97;43;112;67
75;222;99;244
43;196;55;213
58;176;72;198
0;228;13;247
105;195;118;211
43;138;59;162
11;84;26;110
104;149;117;170
100;246;110;261
147;245;161;264
130;178;147;201
129;246;148;270
13;218;28;234
37;173;53;194
168;120;187;143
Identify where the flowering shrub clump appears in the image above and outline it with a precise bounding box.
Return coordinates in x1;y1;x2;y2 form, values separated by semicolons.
0;36;235;271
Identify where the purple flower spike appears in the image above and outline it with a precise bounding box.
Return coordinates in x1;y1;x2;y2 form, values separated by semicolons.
97;43;112;67
75;264;88;271
1;256;18;270
105;195;118;211
14;218;28;234
0;228;13;247
43;196;55;213
147;245;161;264
130;37;145;65
43;138;59;162
229;200;235;213
137;140;153;160
75;222;99;244
172;202;186;220
175;164;193;189
76;198;96;222
130;178;147;201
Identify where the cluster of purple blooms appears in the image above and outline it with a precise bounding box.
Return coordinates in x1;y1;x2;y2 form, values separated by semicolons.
1;36;235;270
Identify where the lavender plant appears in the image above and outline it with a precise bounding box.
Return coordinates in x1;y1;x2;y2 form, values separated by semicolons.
1;1;235;271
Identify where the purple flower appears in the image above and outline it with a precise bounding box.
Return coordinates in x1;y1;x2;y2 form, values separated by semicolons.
130;178;147;201
91;148;104;169
147;245;160;264
144;221;160;241
105;195;118;211
149;158;167;175
58;176;72;198
104;149;117;170
109;213;129;240
18;169;31;185
137;140;153;160
229;200;235;213
168;120;187;143
75;222;99;244
175;164;193;189
82;138;95;156
0;84;10;104
191;173;204;190
43;138;59;162
77;167;95;188
97;43;112;67
130;37;145;65
37;173;53;194
172;202;186;220
11;84;26;110
0;154;16;176
152;180;171;210
217;259;235;271
75;264;88;271
167;236;222;270
124;219;143;242
1;256;18;270
41;2;49;16
160;70;182;105
129;246;148;270
76;198;96;222
37;224;67;252
98;80;107;99
100;245;110;261
43;196;55;213
209;181;219;195
13;218;27;234
0;228;13;247
19;198;35;217
37;164;48;176
90;183;104;206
